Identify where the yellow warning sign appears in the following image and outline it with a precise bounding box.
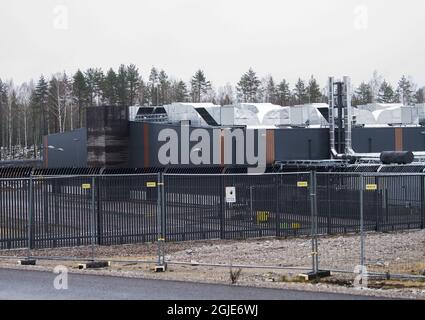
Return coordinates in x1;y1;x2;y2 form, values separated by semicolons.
82;184;91;189
292;223;301;229
297;181;308;188
366;184;378;191
146;182;157;188
256;211;269;224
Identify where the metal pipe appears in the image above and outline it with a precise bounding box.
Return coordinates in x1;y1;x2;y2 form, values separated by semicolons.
328;77;339;159
343;76;355;155
327;76;425;161
90;177;96;261
360;175;365;271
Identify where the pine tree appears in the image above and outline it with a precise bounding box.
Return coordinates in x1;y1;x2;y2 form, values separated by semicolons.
72;70;89;127
127;64;141;106
102;68;118;105
149;67;159;83
190;70;211;103
148;67;159;106
293;78;308;104
173;80;189;102
35;75;49;136
276;80;291;106
306;76;322;103
396;75;415;105
116;64;129;106
236;68;261;103
354;82;373;105
415;88;425;104
137;79;147;106
377;80;395;103
48;76;60;132
263;76;277;104
85;68;104;106
158;70;171;105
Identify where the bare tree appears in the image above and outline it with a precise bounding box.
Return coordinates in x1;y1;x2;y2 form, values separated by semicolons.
17;81;33;150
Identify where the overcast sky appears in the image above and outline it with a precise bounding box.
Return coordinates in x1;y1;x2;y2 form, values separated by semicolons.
0;0;424;88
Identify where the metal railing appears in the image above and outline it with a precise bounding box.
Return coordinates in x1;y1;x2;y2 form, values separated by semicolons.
0;171;424;280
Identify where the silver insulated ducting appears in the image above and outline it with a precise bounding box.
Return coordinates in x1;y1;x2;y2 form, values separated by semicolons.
328;76;359;159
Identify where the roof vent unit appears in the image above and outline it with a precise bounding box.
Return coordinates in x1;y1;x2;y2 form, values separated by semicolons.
163;103;219;127
133;106;169;123
290;104;328;127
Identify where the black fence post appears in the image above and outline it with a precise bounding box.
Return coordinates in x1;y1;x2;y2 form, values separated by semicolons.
90;176;96;261
375;176;380;232
359;174;365;271
220;175;225;240
96;176;103;246
327;175;332;235
28;176;34;251
421;175;425;229
275;176;280;238
43;178;49;246
156;172;164;267
161;172;166;244
309;171;318;273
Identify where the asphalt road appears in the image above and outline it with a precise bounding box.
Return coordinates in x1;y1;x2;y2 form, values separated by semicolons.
0;268;380;300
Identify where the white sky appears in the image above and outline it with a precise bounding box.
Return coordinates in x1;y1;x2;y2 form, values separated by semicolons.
0;0;424;88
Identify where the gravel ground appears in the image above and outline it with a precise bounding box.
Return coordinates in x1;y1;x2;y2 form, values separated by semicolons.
1;230;424;299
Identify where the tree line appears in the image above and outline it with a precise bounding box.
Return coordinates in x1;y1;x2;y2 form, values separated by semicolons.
0;66;424;159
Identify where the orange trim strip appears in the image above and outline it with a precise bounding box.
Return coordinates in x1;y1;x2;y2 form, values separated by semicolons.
395;128;403;151
266;130;275;165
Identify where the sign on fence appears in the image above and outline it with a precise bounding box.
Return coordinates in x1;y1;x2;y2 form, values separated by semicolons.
225;186;236;203
256;211;269;224
146;182;157;188
297;181;308;188
82;183;91;189
366;184;378;191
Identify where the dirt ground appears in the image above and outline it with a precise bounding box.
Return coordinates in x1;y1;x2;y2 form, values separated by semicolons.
1;230;424;299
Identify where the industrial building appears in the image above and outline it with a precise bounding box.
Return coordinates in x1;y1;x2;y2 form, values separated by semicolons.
2;77;424;251
42;77;425;172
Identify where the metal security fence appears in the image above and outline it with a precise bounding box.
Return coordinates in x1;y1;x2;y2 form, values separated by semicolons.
0;172;314;250
316;173;425;235
0;174;160;250
316;172;425;276
162;173;312;242
0;171;424;266
0;178;30;249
